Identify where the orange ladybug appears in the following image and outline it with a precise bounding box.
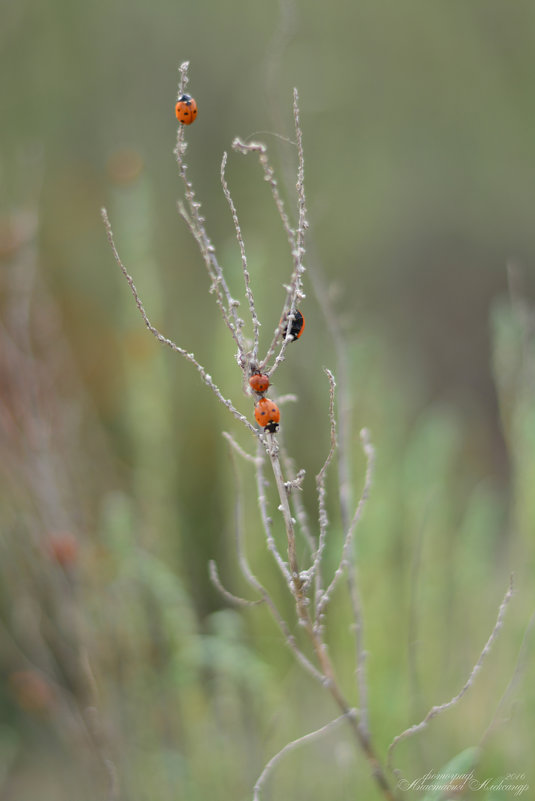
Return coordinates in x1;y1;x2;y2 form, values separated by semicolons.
249;372;270;394
281;309;305;341
175;94;198;125
254;397;280;433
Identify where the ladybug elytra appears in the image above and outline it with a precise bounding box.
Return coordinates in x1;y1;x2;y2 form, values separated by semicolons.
249;372;270;394
175;94;198;125
281;309;305;342
254;397;280;433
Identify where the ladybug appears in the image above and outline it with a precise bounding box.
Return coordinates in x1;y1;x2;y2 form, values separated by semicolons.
254;397;280;433
249;372;270;394
281;309;305;341
175;94;198;125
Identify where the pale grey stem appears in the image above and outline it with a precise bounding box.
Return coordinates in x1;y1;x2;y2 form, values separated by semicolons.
222;431;261;465
220;151;261;361
173;62;246;360
177;60;189;98
231;138;296;250
232;97;307;378
306;368;337;596
177;200;244;354
299;240;371;735
266;91;307;374
347;559;369;738
293;87;307;271
317;429;375;619
388;575;515;774
101;208;257;435
264;432;301;597
227;444;322;683
275;393;299;406
253;710;355;801
255;439;293;586
209;560;264;607
480;604;535;746
279;445;316;555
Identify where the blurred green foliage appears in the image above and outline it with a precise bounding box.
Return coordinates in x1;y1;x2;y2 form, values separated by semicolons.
1;1;535;799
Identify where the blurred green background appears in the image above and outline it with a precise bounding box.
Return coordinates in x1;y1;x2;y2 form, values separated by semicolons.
1;1;535;799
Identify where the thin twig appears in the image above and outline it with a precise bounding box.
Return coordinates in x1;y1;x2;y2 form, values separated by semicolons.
305;369;337;595
253;711;355;801
222;431;260;465
275;393;299;406
388;575;515;773
101;208;257;436
174;63;246;363
293;87;308;268
279;445;316;555
220;151;261;361
480;604;535;746
259;430;397;801
265;433;304;606
228;442;323;683
176;200;244;354
406;495;435;756
209;560;264;607
255;440;292;586
265;87;308;376
232;90;307;377
317;429;375;619
232;138;296;252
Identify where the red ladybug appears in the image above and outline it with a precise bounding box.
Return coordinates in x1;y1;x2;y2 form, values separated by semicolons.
254;397;280;433
281;309;305;341
249;372;270;394
175;94;198;125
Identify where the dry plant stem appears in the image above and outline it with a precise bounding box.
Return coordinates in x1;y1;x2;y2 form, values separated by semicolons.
287;191;372;729
388;575;515;775
279;445;316;554
231;137;299;373
174;64;246;362
317;290;371;734
293;87;307;272
253;711;354;801
316;428;375;620
222;441;323;683
480;606;535;746
265;433;397;801
335;371;370;735
176;60;189;98
176;200;244;357
265;17;372;737
347;559;369;737
307;369;337;597
265;88;308;372
220;152;261;361
271;392;298;406
209;560;264;607
108;63;393;797
255;440;292;585
231;138;296;255
406;499;433;751
101;208;257;436
222;431;259;465
232;90;306;376
264;433;304;605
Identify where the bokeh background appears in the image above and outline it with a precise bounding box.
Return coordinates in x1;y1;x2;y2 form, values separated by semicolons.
1;1;535;799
